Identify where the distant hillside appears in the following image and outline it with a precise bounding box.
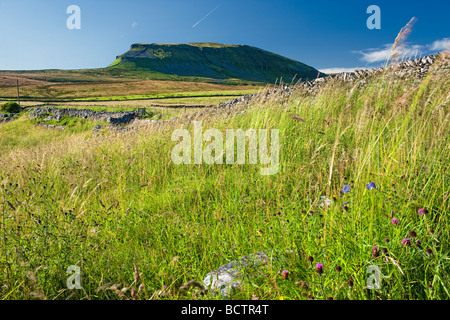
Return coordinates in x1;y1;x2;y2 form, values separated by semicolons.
109;42;326;84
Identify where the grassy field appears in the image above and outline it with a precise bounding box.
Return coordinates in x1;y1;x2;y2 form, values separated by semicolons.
0;53;449;300
0;77;260;102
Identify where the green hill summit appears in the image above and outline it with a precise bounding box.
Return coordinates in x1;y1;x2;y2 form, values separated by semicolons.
109;42;325;83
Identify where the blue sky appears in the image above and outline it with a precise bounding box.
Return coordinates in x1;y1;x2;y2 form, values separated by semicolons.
0;0;448;72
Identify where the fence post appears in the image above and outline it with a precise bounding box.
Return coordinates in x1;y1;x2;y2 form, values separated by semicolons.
17;79;21;106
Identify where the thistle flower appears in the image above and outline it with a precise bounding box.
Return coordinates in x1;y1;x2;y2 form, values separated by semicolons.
401;238;411;246
307;256;314;263
418;208;428;215
366;182;376;190
282;270;289;280
372;246;379;258
391;218;400;225
347;280;354;287
316;263;324;275
163;249;167;253
416;239;422;247
336;265;342;273
409;230;417;238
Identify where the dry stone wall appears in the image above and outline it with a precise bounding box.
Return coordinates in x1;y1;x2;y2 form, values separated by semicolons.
27;107;138;126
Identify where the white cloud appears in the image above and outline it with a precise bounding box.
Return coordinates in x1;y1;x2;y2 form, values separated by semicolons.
132;21;138;28
429;38;450;51
356;45;394;63
356;37;449;64
356;44;424;64
319;67;369;74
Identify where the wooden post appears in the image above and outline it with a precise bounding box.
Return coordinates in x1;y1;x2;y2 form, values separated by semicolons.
16;79;20;105
137;108;146;118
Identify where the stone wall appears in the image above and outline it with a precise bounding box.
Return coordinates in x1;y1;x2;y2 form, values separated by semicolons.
27;107;138;125
149;53;445;127
0;113;19;123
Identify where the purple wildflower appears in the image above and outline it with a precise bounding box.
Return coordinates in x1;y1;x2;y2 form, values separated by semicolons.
372;246;379;258
401;238;411;246
366;182;376;190
342;185;351;194
316;263;324;275
282;270;289;280
418;208;428;215
391;218;399;225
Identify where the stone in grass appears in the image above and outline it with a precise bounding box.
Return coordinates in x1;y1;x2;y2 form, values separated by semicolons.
203;250;297;298
203;251;269;297
93;125;104;133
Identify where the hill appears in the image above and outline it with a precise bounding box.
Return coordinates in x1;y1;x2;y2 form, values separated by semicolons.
108;42;325;83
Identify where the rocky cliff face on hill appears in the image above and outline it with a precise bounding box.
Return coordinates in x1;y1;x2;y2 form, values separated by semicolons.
109;42;326;83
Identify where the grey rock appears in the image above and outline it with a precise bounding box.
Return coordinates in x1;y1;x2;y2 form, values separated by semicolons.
203;251;268;297
93;124;104;133
202;250;297;298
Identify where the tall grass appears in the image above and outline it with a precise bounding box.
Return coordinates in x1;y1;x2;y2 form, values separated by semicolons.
0;52;449;300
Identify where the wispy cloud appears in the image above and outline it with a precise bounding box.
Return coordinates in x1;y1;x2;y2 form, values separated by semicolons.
355;44;423;64
356;37;450;64
192;3;221;28
132;21;138;28
430;38;450;51
319;67;369;74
